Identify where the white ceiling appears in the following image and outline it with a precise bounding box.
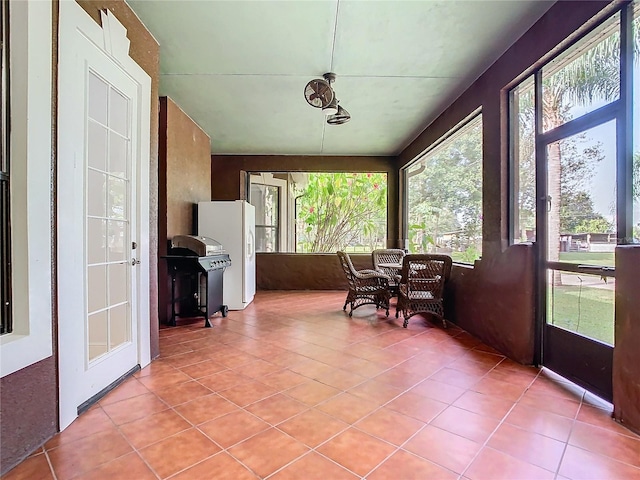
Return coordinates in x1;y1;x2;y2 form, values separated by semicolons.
127;0;553;156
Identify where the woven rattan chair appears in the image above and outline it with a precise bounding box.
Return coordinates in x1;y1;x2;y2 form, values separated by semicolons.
396;254;452;328
372;248;405;294
337;251;391;317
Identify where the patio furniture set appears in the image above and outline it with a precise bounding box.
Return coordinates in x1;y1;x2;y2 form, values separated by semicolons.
336;249;452;328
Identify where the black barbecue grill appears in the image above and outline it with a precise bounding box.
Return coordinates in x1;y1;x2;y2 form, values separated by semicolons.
163;235;231;327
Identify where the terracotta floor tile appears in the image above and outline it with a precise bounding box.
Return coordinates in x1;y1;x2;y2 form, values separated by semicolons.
170;452;258;480
403;425;482;474
429;367;481;389
487;423;566;472
48;427;132;480
2;453;54;480
470;375;528;402
373;366;427;389
245;393;308;424
317;427;396;477
233;358;283;379
218;379;278;407
569;421;640;468
504;403;574;442
269;452;358;480
197;369;252;392
119;409;191;449
431;406;501;444
137;369;192;392
278;408;349;447
528;374;585;401
228;428;309;478
518;390;581;419
72;452;156;480
98;378;151;406
558;445;640;480
385;391;448;423
313;368;367;391
464;447;555;480
316;392;380;424
134;361;178;378
260;369;308;391
199;409;270;448
153;380;213;407
174;393;239;425
284;380;342;406
409;378;466;404
101;392;168;426
452;390;516;420
341;358;390;378
347;379;404;405
162;351;216;369
138;428;220;479
368;449;458;480
44;406;114;449
355;407;424;446
576;403;639;438
178;359;227;379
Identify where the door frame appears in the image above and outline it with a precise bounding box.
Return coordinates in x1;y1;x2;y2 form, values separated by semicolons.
57;0;151;430
532;3;635;401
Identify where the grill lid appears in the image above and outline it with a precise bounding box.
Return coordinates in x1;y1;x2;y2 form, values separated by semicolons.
171;235;224;256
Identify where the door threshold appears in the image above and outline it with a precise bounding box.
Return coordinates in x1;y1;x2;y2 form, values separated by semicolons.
77;364;140;416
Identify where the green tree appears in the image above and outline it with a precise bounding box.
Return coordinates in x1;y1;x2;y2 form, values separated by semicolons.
295;173;387;253
406;118;482;260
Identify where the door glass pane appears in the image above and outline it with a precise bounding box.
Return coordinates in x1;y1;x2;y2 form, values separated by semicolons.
547;269;614;345
546;121;617;267
109;304;129;348
88;71;108;125
542;13;620;132
110;88;129;136
88;311;108;361
109;133;128;178
510;75;536;244
88;122;108;171
87;218;106;265
107;220;126;262
108;263;128;305
87;264;107;313
87;170;107;217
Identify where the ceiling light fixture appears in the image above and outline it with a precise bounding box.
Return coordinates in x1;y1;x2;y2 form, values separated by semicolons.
327;104;351;125
304;72;351;124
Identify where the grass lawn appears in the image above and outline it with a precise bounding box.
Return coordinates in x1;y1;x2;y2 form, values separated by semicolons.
558;251;614;266
548;281;614;345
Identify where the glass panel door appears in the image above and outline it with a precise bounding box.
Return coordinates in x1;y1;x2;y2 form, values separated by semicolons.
86;70;132;363
542;120;617;400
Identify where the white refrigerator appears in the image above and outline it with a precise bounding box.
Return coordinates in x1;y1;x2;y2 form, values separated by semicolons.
197;200;256;310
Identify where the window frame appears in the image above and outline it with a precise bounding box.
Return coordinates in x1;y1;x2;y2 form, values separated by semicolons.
1;0;11;335
0;0;53;378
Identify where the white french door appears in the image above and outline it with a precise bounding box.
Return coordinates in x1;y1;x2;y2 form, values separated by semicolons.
58;1;151;430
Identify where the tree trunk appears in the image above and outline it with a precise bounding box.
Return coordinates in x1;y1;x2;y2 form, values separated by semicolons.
544;93;563;286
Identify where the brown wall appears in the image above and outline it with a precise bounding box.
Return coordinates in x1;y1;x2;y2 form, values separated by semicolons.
447;244;536;364
211;155;399;247
257;253;374;290
613;245;640;434
158;97;212;324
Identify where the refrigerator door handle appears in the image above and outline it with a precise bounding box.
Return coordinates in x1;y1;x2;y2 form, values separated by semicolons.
247;230;255;260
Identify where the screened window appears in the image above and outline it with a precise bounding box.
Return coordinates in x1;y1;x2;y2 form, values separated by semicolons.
405;114;483;264
509;76;536;244
1;0;10;335
249;172;388;253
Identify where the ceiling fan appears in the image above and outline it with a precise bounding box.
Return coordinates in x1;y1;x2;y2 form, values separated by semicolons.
304;72;351;125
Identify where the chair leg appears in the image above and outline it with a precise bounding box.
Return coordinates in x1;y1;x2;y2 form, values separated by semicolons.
403;316;409;328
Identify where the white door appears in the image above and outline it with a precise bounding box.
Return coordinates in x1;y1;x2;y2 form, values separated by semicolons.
58;1;151;430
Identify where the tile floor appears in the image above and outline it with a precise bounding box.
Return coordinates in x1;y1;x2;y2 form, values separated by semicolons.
5;291;640;480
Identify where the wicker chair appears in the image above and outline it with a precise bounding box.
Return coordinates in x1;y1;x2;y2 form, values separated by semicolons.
396;254;452;328
337;251;391;317
372;248;406;294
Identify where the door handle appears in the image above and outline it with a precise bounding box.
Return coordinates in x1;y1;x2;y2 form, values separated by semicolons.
131;258;141;266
